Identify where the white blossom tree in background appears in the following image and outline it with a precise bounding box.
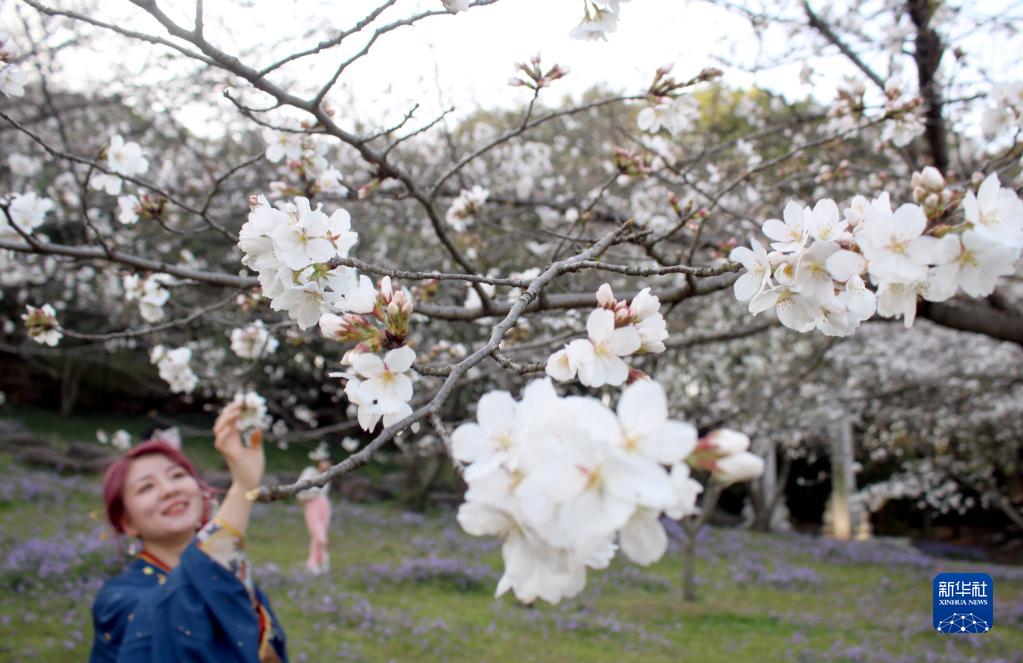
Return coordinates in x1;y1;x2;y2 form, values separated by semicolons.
1;0;1021;603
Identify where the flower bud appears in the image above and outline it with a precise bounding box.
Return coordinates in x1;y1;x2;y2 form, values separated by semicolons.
698;428;750;455
924;192;940;208
595;283;615;308
712;451;765;484
920;166;944;191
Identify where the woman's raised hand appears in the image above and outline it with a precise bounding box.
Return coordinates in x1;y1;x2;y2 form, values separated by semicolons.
213;400;265;492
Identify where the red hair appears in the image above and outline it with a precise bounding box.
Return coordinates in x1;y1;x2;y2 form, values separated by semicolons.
102;440;216;534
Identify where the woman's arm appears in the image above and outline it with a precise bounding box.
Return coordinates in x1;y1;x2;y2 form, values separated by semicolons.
194;401;266;600
210;400;265;538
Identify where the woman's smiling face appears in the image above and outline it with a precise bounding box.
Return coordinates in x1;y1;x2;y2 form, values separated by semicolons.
120;453;204;543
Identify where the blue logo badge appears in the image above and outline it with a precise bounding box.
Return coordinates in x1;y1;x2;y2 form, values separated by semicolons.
933;572;993;634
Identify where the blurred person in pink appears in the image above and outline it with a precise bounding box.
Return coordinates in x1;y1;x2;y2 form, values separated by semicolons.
296;442;332;574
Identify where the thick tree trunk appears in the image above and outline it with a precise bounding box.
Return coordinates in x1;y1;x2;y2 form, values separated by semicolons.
907;0;949;173
751;452;791;533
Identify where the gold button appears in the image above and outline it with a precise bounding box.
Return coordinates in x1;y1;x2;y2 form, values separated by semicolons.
143;567;153;575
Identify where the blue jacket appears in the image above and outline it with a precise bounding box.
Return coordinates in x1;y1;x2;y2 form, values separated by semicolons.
90;544;287;662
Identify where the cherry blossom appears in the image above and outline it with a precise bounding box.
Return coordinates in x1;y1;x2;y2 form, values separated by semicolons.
240;195;363;329
963;173;1023;248
546;284;666;388
150;345;198;394
455;378;746;604
90;135;148;195
229;321;279;359
21;304;61;346
0;34;26;97
351;346;416;413
233;390;272;431
5;192;53;236
762;201;810;253
446;186;489;232
124;274;172;323
730;238;773;301
735;177;1023;334
262;128;304;163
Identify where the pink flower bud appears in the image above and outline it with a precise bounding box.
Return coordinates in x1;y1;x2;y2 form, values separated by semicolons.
698;428;750;455
595;283;615;308
712;451;765;483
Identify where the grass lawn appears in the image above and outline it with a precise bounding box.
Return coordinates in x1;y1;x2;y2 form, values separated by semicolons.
0;405;1020;661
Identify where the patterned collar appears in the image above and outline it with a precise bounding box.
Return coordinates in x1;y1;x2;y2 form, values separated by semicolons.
137;549;172;573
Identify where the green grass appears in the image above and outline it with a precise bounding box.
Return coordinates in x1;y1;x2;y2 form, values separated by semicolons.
1;407;1021;661
2;401;331;474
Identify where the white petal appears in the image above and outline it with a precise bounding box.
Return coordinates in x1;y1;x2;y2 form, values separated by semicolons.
384;345;416;373
352;352;385;379
619;510;668;566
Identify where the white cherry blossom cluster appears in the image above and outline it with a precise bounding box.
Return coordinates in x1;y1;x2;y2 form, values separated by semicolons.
825;78;866;135
445;185;489;232
879;83;926;148
732;171;1023;334
233;390;272;431
21;304;61;347
123;273;172;323
97;429;133;451
316;274;418;432
150;345;198;394
2;192;54;238
229;320;279;359
238;195;363;329
638;92;698;136
7;153;41;178
333;345;417;432
981;82;1023;142
825;79;925;147
570;0;629;41
546;283;668;388
91;135;150;196
0;34;26;97
116;193;164;226
262;129;347;198
454;378;704;604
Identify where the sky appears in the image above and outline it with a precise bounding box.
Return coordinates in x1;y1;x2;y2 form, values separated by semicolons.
5;0;813;134
6;0;1019;136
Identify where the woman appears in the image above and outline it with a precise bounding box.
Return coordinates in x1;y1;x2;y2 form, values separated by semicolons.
296;442;332;575
89;401;287;662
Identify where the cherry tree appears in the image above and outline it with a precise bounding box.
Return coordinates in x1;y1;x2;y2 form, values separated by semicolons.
1;0;1021;603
